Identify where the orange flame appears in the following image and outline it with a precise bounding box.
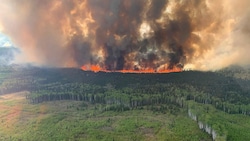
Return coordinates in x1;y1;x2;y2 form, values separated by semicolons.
81;65;181;73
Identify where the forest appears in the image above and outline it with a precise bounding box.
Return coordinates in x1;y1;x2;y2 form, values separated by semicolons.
0;65;250;140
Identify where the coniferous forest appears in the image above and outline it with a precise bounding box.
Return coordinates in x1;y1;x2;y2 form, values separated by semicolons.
0;65;250;141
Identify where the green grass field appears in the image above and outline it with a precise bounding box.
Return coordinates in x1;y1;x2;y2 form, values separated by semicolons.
0;92;212;141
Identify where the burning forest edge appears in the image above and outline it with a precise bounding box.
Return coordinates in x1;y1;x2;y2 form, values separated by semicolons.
80;64;182;73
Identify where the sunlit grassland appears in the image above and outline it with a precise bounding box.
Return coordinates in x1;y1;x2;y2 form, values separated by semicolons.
0;92;211;141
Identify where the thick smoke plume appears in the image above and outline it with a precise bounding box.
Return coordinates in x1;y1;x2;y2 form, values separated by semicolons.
0;0;249;71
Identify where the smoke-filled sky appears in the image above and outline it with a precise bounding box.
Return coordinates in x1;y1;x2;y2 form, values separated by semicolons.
0;0;249;71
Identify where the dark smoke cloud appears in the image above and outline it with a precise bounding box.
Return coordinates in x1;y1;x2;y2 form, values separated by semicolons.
0;0;249;70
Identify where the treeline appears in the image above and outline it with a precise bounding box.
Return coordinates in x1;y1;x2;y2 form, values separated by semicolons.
27;83;187;110
188;109;217;141
25;82;250;116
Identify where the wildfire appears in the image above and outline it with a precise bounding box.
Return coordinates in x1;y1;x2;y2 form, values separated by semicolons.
1;0;247;70
81;64;101;73
81;65;181;73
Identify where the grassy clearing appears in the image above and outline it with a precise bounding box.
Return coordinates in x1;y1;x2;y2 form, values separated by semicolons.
0;92;212;141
